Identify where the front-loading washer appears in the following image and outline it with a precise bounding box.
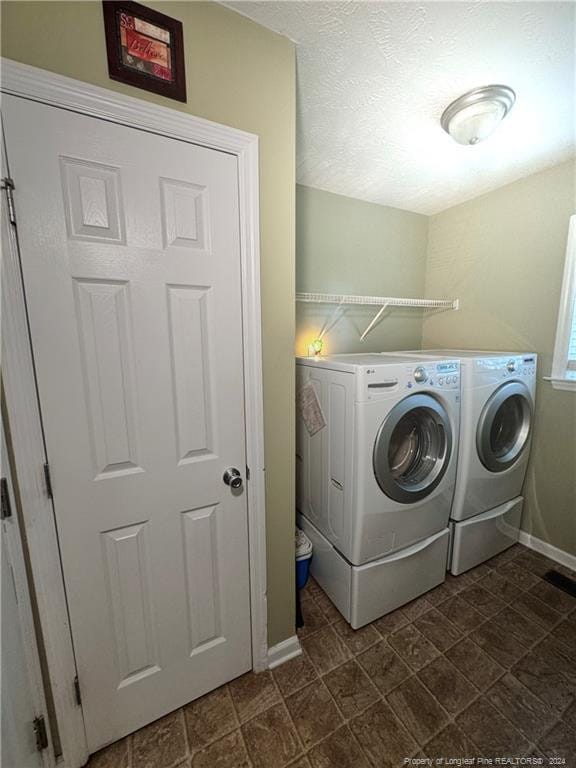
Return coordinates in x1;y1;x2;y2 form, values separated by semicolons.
295;353;460;627
386;350;537;574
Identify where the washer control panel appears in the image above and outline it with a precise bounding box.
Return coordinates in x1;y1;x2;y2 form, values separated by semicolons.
407;360;460;390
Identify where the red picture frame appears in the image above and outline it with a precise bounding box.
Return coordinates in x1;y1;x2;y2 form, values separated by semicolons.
102;1;186;102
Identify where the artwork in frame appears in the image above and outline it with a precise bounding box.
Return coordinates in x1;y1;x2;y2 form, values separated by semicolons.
102;1;186;102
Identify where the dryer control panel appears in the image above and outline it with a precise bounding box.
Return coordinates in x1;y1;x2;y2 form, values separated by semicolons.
474;355;537;379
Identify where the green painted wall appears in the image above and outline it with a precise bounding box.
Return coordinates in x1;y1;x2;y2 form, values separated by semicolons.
1;1;296;646
296;185;429;355
423;160;576;555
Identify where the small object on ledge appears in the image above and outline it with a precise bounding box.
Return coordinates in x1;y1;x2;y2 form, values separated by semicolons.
308;338;323;356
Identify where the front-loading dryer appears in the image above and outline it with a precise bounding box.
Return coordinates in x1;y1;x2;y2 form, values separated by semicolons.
296;354;460;627
386;350;537;574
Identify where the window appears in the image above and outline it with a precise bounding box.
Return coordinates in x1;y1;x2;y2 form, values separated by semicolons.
550;215;576;391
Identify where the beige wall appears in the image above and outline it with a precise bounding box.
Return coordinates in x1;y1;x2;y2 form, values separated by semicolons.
296;184;429;355
423;160;576;556
1;1;296;646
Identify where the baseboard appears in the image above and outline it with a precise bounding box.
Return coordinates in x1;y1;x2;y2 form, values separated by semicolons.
266;635;302;670
519;531;576;572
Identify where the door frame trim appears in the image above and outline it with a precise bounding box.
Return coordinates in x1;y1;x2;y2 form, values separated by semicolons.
2;408;55;767
1;58;268;765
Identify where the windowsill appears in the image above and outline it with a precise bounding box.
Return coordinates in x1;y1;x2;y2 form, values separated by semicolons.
543;375;576;392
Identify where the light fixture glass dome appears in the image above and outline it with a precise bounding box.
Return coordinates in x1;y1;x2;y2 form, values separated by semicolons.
441;85;516;146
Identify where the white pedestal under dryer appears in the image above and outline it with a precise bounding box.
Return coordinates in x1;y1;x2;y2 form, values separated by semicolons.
296;354;461;628
387;350;537;574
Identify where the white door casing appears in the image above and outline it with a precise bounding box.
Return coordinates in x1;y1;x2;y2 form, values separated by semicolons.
1;420;54;768
3;92;255;751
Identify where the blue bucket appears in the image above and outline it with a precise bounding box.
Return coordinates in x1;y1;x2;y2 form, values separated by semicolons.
296;554;312;589
296;528;313;589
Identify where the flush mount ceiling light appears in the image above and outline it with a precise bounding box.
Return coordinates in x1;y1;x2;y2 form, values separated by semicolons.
441;85;516;146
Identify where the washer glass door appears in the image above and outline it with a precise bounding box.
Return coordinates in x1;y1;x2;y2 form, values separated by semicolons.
477;381;532;473
373;393;452;503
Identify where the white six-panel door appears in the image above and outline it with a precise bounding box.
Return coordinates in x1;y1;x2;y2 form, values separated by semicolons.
3;95;252;751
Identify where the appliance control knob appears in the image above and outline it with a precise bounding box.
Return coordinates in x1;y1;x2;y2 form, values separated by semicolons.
414;366;428;383
438;377;444;385
507;360;516;373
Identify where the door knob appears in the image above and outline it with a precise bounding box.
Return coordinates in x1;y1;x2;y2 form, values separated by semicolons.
223;468;243;490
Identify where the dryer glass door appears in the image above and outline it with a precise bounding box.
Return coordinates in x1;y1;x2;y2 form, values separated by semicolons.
477;381;532;473
373;393;453;503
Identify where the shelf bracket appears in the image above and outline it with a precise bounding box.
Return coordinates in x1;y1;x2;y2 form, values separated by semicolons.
360;303;389;341
319;298;345;341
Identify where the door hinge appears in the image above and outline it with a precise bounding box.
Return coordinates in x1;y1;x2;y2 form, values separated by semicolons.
1;477;12;519
43;463;53;500
246;465;250;481
1;177;16;225
74;675;82;706
33;715;49;752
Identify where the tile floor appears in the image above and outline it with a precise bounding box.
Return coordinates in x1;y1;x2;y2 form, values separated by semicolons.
87;544;576;768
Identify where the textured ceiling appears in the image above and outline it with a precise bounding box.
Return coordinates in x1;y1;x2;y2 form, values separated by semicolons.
225;1;575;214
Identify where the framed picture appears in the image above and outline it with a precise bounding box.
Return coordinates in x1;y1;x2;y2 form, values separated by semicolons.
102;1;186;102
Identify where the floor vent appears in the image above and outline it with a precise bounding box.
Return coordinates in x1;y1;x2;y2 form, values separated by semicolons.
543;569;576;598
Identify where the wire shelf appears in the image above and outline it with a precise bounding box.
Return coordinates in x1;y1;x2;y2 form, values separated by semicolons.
296;292;458;309
296;292;459;341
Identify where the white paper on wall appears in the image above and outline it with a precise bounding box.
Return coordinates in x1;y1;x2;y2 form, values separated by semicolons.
297;381;326;436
